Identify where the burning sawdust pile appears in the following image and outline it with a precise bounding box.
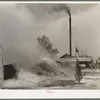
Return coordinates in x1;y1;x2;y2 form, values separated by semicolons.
1;57;76;89
2;69;44;89
32;57;67;77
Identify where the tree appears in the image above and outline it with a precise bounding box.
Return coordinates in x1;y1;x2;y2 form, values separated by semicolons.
37;35;59;55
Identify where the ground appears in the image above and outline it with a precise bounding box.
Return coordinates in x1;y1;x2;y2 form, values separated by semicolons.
2;68;100;89
35;69;100;90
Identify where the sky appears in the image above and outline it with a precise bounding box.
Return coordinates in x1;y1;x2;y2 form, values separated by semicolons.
0;3;99;67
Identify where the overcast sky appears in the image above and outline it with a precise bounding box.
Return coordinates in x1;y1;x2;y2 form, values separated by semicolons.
0;3;99;65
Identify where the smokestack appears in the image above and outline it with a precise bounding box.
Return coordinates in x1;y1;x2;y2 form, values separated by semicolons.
69;12;72;56
66;7;72;56
46;5;72;56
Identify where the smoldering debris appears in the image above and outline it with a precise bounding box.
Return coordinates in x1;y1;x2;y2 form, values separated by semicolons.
1;57;76;89
2;69;43;89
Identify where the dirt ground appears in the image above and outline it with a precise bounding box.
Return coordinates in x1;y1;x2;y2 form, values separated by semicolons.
36;69;100;90
2;68;100;90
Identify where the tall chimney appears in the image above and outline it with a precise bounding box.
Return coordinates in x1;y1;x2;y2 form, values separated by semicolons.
69;13;72;56
66;7;72;56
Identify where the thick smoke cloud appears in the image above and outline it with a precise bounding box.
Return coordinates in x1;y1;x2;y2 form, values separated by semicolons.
0;3;98;69
0;4;43;68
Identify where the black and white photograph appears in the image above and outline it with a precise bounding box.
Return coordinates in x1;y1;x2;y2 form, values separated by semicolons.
0;2;99;90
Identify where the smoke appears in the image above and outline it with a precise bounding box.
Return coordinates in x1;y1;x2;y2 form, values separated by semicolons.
0;3;70;68
2;68;45;89
0;3;97;69
53;4;71;15
43;4;71;15
0;4;71;68
0;3;47;68
27;3;97;59
0;3;98;88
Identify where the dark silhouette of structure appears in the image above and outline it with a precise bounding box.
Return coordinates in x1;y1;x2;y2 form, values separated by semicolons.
3;64;17;80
